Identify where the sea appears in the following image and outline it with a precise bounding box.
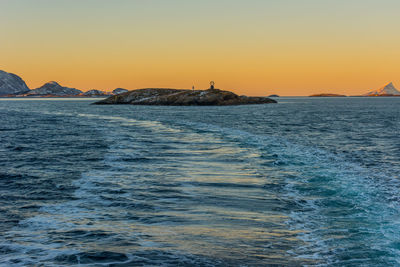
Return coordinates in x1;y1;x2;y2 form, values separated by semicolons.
0;97;399;266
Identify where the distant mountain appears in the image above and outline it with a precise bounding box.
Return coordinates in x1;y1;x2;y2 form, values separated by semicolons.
0;70;30;96
309;93;346;97
112;88;129;95
268;94;280;97
363;82;400;96
28;81;82;96
83;89;109;96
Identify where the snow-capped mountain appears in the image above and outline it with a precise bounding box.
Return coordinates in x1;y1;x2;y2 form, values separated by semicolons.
112;88;129;95
0;70;30;95
83;89;110;96
28;81;82;96
363;82;400;96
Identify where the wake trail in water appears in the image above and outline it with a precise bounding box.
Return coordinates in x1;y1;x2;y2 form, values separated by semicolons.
1;107;400;266
0;113;300;265
173;120;400;265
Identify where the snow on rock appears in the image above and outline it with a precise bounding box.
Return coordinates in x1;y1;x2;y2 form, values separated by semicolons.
112;88;129;95
363;82;400;96
94;88;277;106
0;70;30;95
28;81;82;96
83;89;109;96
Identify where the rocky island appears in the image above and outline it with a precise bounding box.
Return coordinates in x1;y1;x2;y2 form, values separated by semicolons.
0;70;30;95
0;69;135;97
94;88;277;106
82;89;110;97
363;82;400;96
309;93;347;97
112;88;129;95
27;81;83;96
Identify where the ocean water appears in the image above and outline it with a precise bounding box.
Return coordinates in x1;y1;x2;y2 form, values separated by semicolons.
0;97;399;266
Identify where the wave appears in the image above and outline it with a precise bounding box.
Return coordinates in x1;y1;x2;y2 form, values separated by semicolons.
2;110;400;266
172;119;400;265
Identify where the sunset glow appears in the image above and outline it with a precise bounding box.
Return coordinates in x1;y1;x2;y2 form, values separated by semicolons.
1;0;399;96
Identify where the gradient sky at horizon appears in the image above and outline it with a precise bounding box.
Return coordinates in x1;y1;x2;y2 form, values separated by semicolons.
1;0;399;96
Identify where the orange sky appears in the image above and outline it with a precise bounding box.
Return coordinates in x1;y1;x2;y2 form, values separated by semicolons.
1;0;399;96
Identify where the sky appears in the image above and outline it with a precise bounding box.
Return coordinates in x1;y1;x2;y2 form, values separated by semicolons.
1;0;399;96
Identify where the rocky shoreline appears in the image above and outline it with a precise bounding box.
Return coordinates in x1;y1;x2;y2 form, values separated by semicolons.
309;93;347;97
93;88;277;106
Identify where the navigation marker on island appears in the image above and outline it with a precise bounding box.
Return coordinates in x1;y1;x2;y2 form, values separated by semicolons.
210;81;215;90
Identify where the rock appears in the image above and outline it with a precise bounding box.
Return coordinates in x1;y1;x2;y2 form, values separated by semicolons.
28;81;82;96
268;94;280;97
83;89;109;96
94;88;277;105
309;93;347;97
0;70;30;95
112;88;129;95
363;82;400;96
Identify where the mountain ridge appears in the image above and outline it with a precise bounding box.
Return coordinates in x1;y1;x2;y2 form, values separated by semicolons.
0;70;30;95
27;81;83;96
363;82;400;96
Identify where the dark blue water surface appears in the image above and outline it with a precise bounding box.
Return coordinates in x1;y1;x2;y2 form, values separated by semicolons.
0;97;399;266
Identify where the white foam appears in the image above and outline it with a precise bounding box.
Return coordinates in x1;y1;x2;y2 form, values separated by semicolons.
4;111;399;265
172;119;400;264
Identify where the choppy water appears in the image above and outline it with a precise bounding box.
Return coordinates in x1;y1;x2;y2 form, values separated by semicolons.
0;97;400;266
